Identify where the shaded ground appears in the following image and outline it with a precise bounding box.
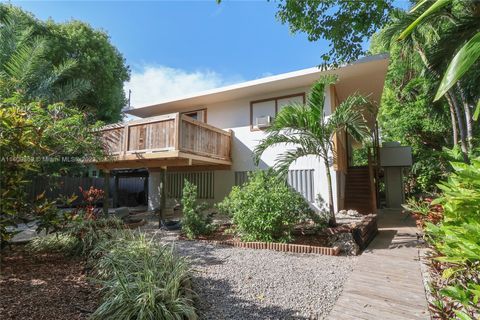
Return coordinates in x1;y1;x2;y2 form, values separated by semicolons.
328;209;429;320
0;247;98;320
172;241;356;320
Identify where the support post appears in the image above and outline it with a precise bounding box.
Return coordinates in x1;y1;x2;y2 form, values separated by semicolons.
103;169;110;217
113;174;119;208
159;167;167;228
143;175;148;205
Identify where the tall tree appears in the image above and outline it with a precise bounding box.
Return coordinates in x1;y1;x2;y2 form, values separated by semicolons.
370;32;453;193
0;13;90;104
275;0;394;66
388;1;480;161
0;4;130;122
254;75;371;225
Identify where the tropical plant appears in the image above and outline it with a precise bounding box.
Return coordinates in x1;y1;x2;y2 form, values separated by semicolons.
26;233;79;254
398;0;480;106
0;97;103;244
67;217;124;255
375;4;480;163
422;157;480;318
180;180;212;239
274;0;395;66
0;12;91;104
395;0;480;158
71;186;104;220
0;4;130;122
90;233;197;320
217;170;313;242
402;197;444;228
431;158;480;222
254;75;371;225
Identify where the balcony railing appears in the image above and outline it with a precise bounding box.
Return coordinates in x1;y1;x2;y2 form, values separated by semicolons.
98;113;232;167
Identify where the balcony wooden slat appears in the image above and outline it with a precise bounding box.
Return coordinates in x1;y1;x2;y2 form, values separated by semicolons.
96;112;232;170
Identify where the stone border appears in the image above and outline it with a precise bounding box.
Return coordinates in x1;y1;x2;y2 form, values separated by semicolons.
198;239;340;256
419;247;435;320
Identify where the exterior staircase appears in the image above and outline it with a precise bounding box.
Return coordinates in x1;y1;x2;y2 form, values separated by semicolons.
344;166;376;215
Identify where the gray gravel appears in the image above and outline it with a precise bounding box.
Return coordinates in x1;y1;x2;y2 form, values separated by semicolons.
171;241;357;320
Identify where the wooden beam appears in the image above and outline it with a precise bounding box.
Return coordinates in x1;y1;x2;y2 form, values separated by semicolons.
174;112;180;150
104;150;180;162
177;151;232;165
159;167;167;228
166;164;231;172
103;169;110;216
143;175;148;205
113;174;119;208
96;158;190;170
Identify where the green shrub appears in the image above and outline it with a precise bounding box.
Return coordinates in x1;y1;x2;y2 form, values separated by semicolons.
26;217;124;256
26;233;79;255
181;180;212;239
67;217;125;255
91;233;197;320
217;170;312;242
425;158;480;318
431;159;480;223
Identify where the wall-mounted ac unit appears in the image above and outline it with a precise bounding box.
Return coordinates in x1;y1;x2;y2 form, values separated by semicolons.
255;116;272;128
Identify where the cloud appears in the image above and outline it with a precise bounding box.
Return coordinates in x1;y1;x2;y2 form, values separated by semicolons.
124;65;237;108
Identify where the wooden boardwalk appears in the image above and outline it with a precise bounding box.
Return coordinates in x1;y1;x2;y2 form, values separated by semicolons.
328;209;430;320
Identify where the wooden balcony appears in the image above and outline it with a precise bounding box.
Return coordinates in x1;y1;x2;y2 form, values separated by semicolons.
95;113;232;170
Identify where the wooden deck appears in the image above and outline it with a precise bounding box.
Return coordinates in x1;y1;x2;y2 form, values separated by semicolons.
95;113;232;170
328;209;430;320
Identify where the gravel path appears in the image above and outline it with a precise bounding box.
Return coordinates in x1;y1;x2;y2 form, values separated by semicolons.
171;241;357;320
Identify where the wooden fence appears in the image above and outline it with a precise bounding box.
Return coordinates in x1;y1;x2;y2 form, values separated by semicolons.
25;176;146;207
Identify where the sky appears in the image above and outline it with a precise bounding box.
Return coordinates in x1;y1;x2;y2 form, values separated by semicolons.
9;0;410;107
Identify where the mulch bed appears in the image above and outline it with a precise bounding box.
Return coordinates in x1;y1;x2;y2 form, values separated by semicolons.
184;224;330;247
0;247;99;320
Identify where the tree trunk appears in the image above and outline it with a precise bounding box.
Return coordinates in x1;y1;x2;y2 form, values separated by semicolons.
417;47;460;149
456;82;473;150
323;158;336;226
447;90;470;163
447;101;458;146
103;170;110;217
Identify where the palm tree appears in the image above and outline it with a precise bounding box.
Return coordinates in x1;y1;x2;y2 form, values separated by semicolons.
396;0;480;158
399;0;480;106
0;12;90;103
254;75;371;226
378;5;479;162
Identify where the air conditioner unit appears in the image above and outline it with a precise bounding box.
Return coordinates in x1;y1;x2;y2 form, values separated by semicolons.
255;116;272;128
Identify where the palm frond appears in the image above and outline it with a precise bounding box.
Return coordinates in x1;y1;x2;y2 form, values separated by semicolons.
253;132;323;166
273;146;317;178
435;32;480;101
307;74;337;119
3;37;47;86
0;12;34;67
327;93;372;142
398;0;451;40
268;103;325;139
50;78;92;102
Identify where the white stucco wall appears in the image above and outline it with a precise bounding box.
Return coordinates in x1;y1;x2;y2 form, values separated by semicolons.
169;84;340;212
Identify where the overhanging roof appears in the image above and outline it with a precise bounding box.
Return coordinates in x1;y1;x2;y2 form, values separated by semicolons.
127;54;389;118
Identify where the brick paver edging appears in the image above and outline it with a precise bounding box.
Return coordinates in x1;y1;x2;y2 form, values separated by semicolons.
198;239;340;256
